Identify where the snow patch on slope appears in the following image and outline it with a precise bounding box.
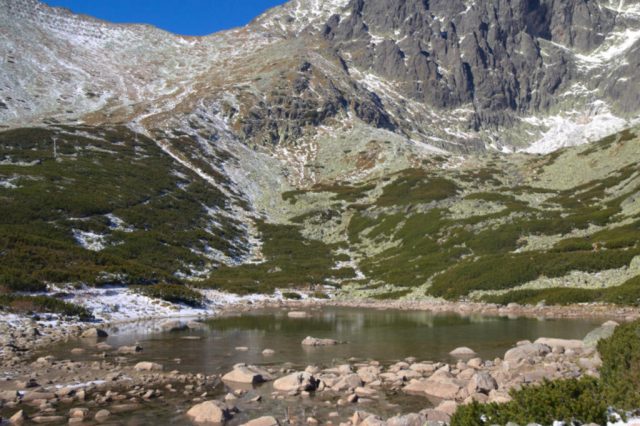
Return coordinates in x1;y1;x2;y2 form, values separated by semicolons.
72;229;107;251
522;104;630;154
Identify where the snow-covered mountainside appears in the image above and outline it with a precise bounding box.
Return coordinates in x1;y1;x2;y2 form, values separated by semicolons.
1;0;640;306
3;0;640;156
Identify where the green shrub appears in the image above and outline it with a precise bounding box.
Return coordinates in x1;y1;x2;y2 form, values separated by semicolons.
311;291;330;299
598;319;640;409
430;248;640;299
282;291;302;300
370;289;411;300
135;284;204;307
482;274;640;307
451;377;607;426
376;169;458;206
0;295;93;320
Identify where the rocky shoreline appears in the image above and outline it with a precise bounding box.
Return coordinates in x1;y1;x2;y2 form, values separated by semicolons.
0;295;626;425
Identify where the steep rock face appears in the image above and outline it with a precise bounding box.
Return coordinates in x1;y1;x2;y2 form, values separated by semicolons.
322;0;619;129
1;0;639;180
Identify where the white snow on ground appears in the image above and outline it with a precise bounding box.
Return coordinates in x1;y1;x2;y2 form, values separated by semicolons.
72;229;107;251
0;176;18;189
575;28;640;69
105;213;134;233
608;412;640;426
522;106;629;154
54;285;289;324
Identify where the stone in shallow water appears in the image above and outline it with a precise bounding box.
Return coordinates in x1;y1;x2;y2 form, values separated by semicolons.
222;365;273;384
81;328;108;338
273;372;318;392
134;361;163;371
301;336;341;346
287;311;308;318
186;400;232;424
449;347;476;357
241;416;279;426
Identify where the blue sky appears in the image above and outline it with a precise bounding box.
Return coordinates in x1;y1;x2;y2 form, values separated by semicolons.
43;0;289;36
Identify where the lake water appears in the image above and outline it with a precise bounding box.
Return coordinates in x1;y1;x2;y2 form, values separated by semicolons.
90;307;601;374
46;307;602;424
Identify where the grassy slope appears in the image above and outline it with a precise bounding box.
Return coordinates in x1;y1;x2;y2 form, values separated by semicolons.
0;125;248;293
284;127;640;304
1;124;639;310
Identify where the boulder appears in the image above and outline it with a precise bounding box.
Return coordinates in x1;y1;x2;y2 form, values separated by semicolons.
241;416;279;426
386;413;429;426
449;347;477;357
301;336;341;346
357;366;381;383
160;320;188;332
583;323;618;347
534;337;584;351
134;361;163;371
30;416;65;424
467;371;497;394
117;345;143;355
287;311;308;318
186;401;231;424
262;349;275;356
81;328;108;338
273;372;319;392
222;365;273;384
404;371;464;400
9;409;26;424
94;410;111;422
435;400;458;415
504;343;550;364
331;373;363;391
355;387;378;398
69;408;89;419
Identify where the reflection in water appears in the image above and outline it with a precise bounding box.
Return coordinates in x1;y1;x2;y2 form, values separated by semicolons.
51;307;601;377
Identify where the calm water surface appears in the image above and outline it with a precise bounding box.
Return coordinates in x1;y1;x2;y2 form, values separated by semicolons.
44;307;602;424
63;307;601;374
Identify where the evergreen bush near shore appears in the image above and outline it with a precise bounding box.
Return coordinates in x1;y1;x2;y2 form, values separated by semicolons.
0;294;93;320
134;284;204;307
451;320;640;425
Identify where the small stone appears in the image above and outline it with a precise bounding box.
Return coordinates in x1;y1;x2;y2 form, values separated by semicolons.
94;410;111;422
81;328;108;338
301;336;341;346
134;361;163;371
241;416;279;426
262;349;275;356
31;416;65;424
449;347;477;357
